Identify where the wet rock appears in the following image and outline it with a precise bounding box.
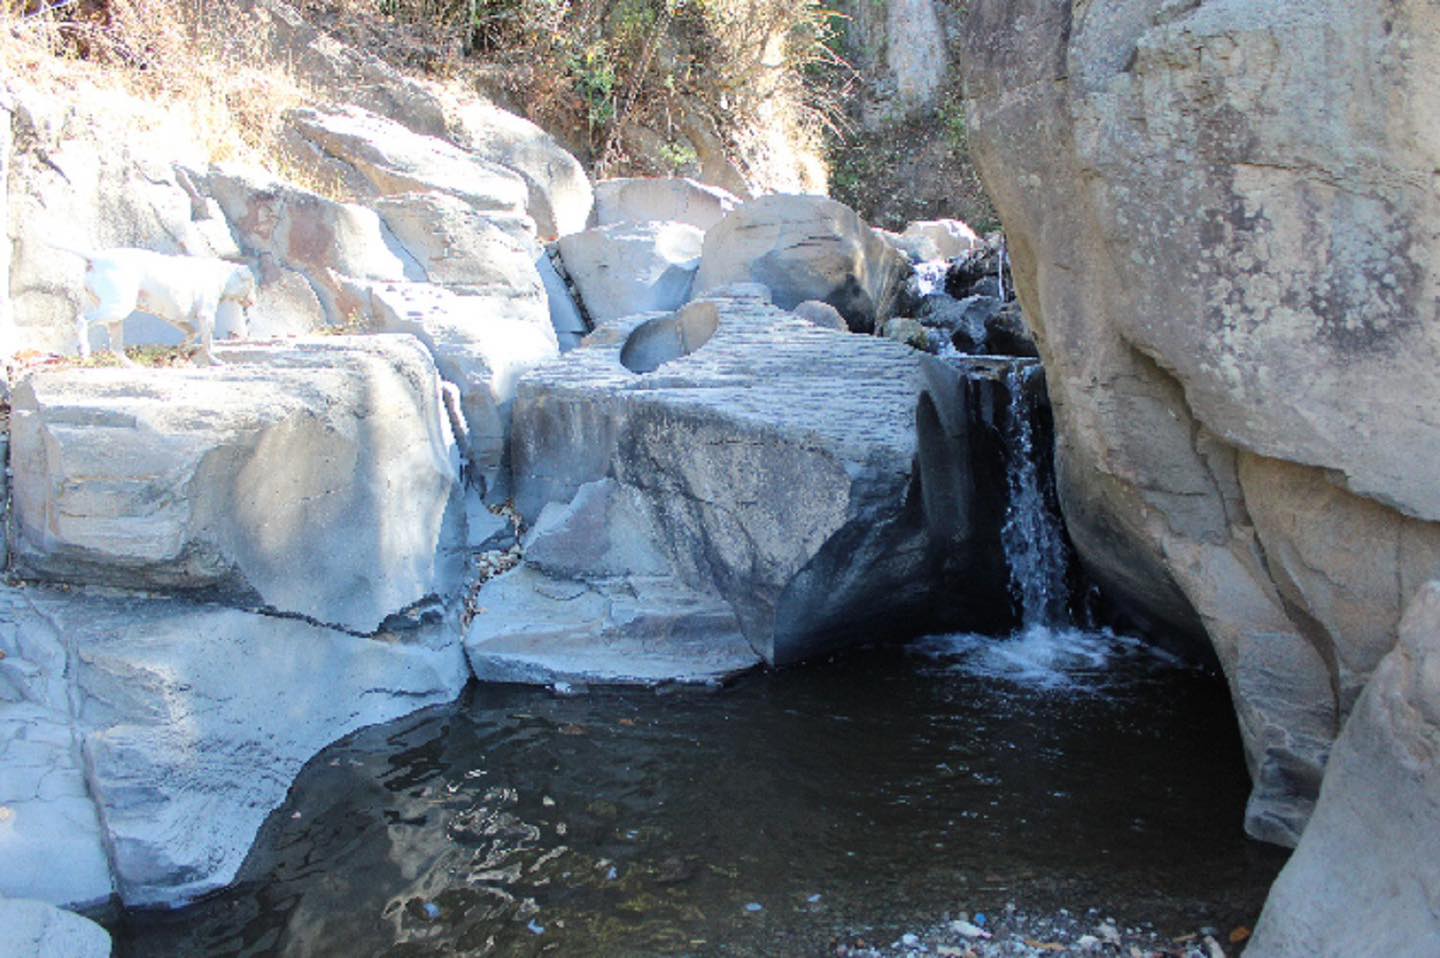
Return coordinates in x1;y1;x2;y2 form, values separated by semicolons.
1249;582;1440;956
983;303;1038;358
557;221;704;325
692;194;911;333
944;245;1003;299
9;337;465;634
962;0;1440;845
0;898;111;958
509;291;937;666
882;317;931;352
917;294;1001;353
592;177;741;232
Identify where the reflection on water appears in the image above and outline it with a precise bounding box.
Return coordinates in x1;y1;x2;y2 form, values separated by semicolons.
112;634;1286;957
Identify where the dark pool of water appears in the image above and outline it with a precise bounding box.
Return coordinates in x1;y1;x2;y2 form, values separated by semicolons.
110;628;1287;957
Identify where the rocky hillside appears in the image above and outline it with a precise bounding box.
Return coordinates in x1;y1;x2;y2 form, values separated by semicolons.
960;0;1440;953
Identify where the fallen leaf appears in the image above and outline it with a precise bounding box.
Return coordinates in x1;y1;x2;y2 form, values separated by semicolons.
1024;940;1066;952
1229;927;1251;944
618;719;637;727
559;724;587;736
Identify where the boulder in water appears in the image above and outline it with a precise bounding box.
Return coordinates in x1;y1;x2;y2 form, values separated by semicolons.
507;289;939;666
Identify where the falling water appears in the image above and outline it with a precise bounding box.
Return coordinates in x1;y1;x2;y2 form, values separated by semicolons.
999;362;1071;628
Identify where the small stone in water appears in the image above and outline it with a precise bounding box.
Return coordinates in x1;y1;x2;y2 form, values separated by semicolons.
745;902;764;913
1077;934;1100;950
973;913;987;927
606;866;618;880
807;894;823;903
421;902;441;920
290;812;302;820
951;920;990;939
527;918;545;935
543;796;556;807
901;932;920;946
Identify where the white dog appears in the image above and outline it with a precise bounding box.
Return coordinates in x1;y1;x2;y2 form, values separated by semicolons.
55;245;257;365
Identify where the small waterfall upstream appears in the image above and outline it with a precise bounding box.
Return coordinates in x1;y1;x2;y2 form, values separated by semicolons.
998;361;1071;629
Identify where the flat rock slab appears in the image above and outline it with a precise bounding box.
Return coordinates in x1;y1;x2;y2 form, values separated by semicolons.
511;289;932;665
10;336;464;634
0;898;111;958
18;586;467;909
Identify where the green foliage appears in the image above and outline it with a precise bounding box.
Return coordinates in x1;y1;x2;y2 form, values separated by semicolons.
658;140;698;171
567;41;618;130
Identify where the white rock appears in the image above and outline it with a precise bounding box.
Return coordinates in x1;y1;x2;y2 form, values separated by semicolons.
290;106;529;216
0;898;111;958
557;221;704;326
10;336;465;634
365;283;558;495
692;194;910;333
592;177;741;232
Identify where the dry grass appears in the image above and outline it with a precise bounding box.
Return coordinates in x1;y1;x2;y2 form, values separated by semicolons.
2;0;317;170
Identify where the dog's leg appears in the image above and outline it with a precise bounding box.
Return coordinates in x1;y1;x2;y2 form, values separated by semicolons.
105;320;138;368
76;313;93;360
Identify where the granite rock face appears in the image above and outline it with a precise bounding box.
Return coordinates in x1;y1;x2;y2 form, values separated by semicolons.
692;195;911;333
962;0;1440;844
506;289;943;666
9;337;465;634
1249;583;1440;957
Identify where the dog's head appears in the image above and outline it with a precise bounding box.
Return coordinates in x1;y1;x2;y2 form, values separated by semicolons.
222;266;259;310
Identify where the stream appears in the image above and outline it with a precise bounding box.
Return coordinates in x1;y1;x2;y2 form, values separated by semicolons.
111;628;1286;956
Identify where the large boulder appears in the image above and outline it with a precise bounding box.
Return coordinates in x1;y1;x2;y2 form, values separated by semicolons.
9;337;465;634
962;0;1440;844
448;99;595;239
691;195;911;333
507;290;944;666
592;177;741;232
1249;583;1440;956
289;106;529;217
556;221;704;325
0;586;468;908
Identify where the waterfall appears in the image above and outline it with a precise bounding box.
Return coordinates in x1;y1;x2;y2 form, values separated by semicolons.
999;362;1071;628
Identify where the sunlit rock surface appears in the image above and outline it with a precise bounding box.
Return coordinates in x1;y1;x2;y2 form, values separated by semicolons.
10;337;465;634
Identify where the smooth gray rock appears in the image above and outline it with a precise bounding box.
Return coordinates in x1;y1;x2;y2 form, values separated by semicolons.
556;221;704;325
364;283;558;495
882;317;930;352
290;106;529;216
962;0;1440;843
537;251;589;351
510;292;935;665
692;194;910;333
592;177;741;232
448;98;595;239
372;193;542;288
58;588;465;908
9;337;465;634
0;898;111;958
1249;582;1440;956
466;479;758;685
0;593;112;909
